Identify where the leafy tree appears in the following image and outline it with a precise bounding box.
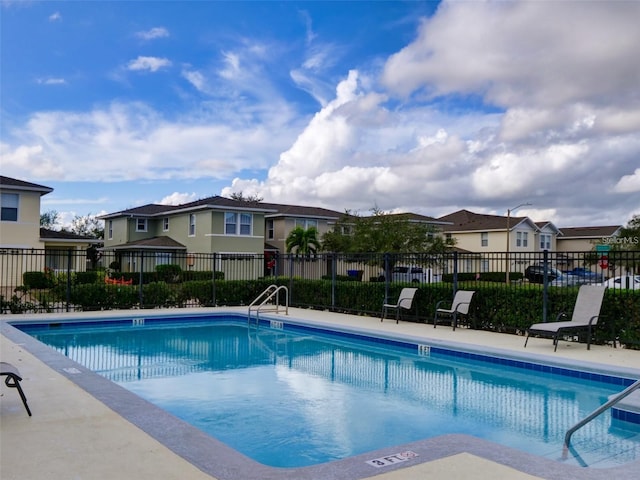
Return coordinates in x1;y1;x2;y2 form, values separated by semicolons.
70;214;104;239
229;191;263;203
323;207;453;255
606;214;640;273
285;226;321;255
40;210;59;229
322;207;455;274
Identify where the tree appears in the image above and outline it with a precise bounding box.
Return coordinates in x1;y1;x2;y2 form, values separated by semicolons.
322;207;453;255
321;207;455;274
70;214;104;239
40;210;59;229
229;191;263;203
285;226;321;256
607;214;640;273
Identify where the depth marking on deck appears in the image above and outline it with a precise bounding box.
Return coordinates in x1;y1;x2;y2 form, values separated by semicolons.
366;451;419;468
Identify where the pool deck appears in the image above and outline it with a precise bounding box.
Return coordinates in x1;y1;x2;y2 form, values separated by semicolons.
1;307;639;480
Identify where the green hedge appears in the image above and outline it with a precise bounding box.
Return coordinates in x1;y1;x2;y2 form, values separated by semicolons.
42;278;640;349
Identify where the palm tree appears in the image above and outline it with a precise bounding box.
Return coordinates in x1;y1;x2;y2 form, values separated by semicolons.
285;226;321;256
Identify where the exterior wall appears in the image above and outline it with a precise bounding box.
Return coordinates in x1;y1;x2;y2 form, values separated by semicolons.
0;189;43;249
104;217;129;247
556;238;597;252
42;243;90;273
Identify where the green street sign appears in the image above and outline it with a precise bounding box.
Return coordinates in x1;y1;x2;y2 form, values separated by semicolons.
596;244;610;253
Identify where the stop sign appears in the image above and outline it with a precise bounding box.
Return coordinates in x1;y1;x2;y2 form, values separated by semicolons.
598;255;609;269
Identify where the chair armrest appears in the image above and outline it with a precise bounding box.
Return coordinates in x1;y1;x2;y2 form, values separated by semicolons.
435;300;447;310
454;301;470;313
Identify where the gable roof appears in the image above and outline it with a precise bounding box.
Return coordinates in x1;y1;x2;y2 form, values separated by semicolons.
98;196;278;219
40;228;101;244
262;203;343;220
0;176;53;195
381;212;452;226
438;209;535;232
559;225;622;239
106;236;186;251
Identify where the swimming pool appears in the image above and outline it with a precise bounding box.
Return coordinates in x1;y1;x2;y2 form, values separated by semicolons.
12;312;640;473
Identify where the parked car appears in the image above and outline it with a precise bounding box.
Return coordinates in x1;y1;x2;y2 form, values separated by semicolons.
524;265;580;286
562;267;603;284
601;275;640;290
380;265;437;283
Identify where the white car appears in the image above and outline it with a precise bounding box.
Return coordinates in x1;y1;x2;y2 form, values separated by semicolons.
601;275;640;290
380;265;438;283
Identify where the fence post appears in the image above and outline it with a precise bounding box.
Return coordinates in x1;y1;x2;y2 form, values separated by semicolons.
138;251;144;307
330;253;336;309
542;249;549;322
66;249;72;312
452;251;458;293
383;252;390;304
212;252;217;306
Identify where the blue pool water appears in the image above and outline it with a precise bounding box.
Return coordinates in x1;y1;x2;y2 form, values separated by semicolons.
18;315;640;468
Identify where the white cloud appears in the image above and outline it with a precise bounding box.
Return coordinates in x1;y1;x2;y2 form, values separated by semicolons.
36;77;67;86
382;1;640;110
158;192;198;205
127;56;172;72
614;169;640;194
136;27;169;40
49;12;61;22
0;101;299;183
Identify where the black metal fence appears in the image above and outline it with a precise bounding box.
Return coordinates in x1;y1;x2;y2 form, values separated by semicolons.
1;247;638;315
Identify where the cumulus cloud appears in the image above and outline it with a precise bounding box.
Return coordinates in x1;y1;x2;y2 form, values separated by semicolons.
159;192;198;205
49;12;61;22
0;102;297;183
127;56;172;72
615;169;640;194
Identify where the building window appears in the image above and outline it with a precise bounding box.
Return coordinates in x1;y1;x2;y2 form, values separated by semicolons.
295;218;318;229
516;231;528;247
108;220;113;240
155;252;172;266
163;217;169;232
0;193;19;222
189;214;196;236
136;218;147;232
481;232;488;247
540;234;551;250
225;212;253;235
266;219;274;239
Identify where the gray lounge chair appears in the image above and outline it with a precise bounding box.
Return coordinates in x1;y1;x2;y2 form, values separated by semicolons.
381;287;418;323
1;362;32;416
524;284;606;352
433;290;475;330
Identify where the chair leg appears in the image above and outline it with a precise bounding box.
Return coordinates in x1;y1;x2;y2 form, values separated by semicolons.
524;332;529;348
4;375;32;416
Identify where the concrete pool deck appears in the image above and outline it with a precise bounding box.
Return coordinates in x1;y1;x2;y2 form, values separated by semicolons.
1;307;639;480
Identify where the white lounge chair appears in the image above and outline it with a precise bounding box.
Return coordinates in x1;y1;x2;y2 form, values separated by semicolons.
524;284;606;351
433;290;475;330
381;287;418;323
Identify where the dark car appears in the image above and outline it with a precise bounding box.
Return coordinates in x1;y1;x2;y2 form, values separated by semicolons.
525;265;580;286
563;267;603;284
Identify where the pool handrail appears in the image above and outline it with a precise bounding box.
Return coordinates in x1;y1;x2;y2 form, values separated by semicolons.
248;284;289;325
563;378;640;459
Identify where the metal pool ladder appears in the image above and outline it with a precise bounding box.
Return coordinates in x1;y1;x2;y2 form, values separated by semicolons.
563;378;640;460
248;285;288;327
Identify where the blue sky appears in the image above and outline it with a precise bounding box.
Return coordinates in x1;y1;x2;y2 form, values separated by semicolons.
2;0;639;230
